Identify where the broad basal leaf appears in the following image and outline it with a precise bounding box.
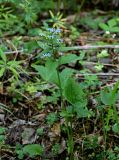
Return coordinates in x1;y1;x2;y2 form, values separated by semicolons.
64;78;86;105
64;78;88;118
32;59;59;85
59;68;74;88
101;89;113;105
101;81;119;106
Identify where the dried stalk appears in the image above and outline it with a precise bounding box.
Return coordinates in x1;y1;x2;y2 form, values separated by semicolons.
61;45;119;51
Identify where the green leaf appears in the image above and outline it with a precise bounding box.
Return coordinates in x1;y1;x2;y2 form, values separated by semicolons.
33;65;49;80
0;60;4;65
9;67;19;80
37;41;45;49
97;50;109;58
23;144;44;157
60;68;73;88
0;68;5;77
110;27;119;33
101;89;113;105
45;59;58;69
99;23;109;31
64;78;86;105
0;127;6;135
63;78;89;118
60;106;74;119
101;81;119;106
60;54;80;65
24;41;39;52
32;59;59;85
0;48;7;62
112;123;119;134
74;104;89;118
7;60;22;66
107;19;117;27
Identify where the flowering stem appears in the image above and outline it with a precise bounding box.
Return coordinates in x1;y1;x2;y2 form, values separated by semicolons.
57;58;64;110
49;28;74;159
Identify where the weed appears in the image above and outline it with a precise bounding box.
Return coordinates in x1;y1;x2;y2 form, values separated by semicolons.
46;112;58;125
0;48;25;81
32;26;92;160
99;18;119;34
0;2;119;159
16;144;44;159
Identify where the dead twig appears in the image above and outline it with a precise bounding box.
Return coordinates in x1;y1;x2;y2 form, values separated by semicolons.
76;73;119;76
4;44;119;54
61;45;119;51
4;50;24;55
83;61;118;67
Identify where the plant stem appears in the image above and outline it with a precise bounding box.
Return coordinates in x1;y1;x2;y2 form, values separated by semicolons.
111;80;119;124
56;62;64;110
65;118;74;160
50;30;74;159
51;32;64;110
56;57;74;160
60;45;119;51
102;110;107;157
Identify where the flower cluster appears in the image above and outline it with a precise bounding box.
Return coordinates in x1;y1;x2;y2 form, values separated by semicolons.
47;28;61;34
41;52;51;58
38;27;63;59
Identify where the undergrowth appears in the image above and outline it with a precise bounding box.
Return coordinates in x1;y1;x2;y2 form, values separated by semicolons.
0;1;119;160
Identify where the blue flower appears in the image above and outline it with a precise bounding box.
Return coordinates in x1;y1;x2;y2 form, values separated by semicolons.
47;28;55;33
47;28;61;34
41;52;51;58
54;29;61;34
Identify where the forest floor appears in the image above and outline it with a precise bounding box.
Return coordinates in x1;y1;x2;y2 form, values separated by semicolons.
0;9;119;160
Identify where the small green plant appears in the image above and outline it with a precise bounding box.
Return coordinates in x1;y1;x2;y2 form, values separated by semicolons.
80;12;102;30
69;25;80;41
0;48;25;81
107;147;119;160
52;143;61;155
101;81;119;126
16;144;44;159
100;81;119;156
97;50;109;59
32;26;90;160
19;0;37;26
0;5;19;35
36;128;44;136
46;112;58;125
95;49;109;72
99;18;119;33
